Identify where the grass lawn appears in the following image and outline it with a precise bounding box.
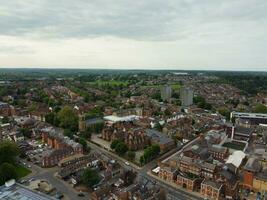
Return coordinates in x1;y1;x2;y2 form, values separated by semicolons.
222;142;246;151
141;83;181;90
15;165;31;179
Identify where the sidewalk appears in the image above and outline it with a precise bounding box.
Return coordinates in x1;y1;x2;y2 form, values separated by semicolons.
88;140;141;170
147;171;205;199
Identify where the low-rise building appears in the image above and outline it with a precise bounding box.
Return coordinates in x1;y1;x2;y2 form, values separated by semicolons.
41;126;83;167
176;172;202;191
208;145;229;161
0;181;54;200
158;167;177;182
145;129;175;152
200;179;223;200
58;154;98;178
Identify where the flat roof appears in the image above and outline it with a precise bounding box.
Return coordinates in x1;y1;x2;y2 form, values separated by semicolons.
103;115;139;122
152;166;160;173
226;150;246;168
0;183;55;200
232;112;267;119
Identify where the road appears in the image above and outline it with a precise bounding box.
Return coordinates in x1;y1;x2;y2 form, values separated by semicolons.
21;160;90;200
88;141;204;200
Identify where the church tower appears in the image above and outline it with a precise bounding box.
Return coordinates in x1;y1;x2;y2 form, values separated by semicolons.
78;114;86;132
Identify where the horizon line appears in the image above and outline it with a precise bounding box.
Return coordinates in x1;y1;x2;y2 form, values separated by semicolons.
0;67;266;73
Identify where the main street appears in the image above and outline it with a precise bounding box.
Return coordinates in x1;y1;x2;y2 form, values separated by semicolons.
21;160;90;200
87;141;204;200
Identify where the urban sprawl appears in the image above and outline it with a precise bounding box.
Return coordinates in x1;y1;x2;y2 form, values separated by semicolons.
0;70;267;200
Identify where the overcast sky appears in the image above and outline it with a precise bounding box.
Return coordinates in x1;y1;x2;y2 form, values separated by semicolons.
0;0;266;71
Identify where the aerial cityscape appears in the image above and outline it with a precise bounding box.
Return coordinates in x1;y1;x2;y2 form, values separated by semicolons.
0;1;267;200
0;69;266;200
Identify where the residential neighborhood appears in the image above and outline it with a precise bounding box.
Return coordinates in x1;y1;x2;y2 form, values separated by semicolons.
0;69;267;200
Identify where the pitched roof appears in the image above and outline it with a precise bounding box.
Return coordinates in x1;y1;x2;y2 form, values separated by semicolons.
145;129;174;145
244;157;261;172
202;179;223;190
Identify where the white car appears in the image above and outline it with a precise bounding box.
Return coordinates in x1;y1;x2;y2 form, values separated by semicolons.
125;162;130;166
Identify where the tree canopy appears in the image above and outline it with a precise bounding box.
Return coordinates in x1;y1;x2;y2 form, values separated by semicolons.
193;96;212;110
254;104;267;114
140;144;160;165
110;139;128;156
0;141;20;164
57;106;78;131
0;163;18;185
82;168;100;188
110;139;121;150
127;151;136;161
0;142;20;185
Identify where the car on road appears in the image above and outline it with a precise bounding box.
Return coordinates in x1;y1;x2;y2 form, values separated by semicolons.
125;161;130;166
93;186;100;191
19;179;27;184
28;178;35;182
78;193;85;197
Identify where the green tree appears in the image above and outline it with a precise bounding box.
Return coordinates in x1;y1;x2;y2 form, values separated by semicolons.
218;107;231;120
0;141;20;164
85;107;103;119
2;116;9;124
79;138;89;152
142;144;160;164
115;142;128;156
63;129;74;139
140;156;145;165
193;96;212;110
0;163;18;185
86;122;104;134
45;112;56;124
81;128;92;140
110;139;121;150
82;168;100;188
57;106;78;131
27;103;38;113
152;92;162;101
127;151;136;161
254;104;267;114
19;128;32;138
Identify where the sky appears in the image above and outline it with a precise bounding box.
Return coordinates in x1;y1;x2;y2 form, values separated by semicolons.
0;0;266;71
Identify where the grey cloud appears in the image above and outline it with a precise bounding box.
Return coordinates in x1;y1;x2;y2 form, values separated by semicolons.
0;0;266;41
0;45;34;54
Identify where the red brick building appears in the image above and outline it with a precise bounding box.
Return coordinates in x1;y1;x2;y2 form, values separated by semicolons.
176;173;202;191
200;179;223;200
208;146;229;161
41;127;83;167
158;167;177;183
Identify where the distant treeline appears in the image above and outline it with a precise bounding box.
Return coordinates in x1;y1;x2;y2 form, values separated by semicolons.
210;73;267;95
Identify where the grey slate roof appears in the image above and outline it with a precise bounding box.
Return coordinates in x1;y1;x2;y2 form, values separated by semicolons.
145;129;174;145
85;118;104;126
244;157;262;172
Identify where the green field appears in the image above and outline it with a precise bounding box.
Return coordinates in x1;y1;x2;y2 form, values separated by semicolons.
222;142;246;151
141;83;181;90
15;165;31;178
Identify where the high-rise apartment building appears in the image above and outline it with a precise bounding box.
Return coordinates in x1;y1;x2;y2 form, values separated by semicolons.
161;85;172;102
180;87;193;106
